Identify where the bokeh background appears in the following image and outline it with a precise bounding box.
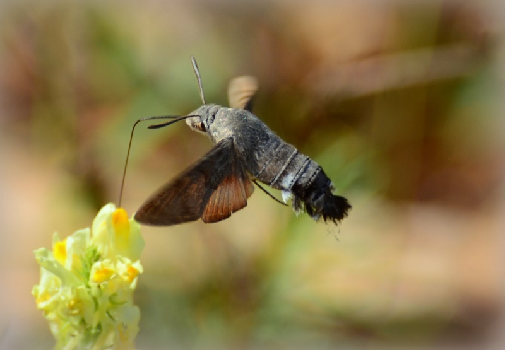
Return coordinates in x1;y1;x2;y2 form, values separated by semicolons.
1;0;504;349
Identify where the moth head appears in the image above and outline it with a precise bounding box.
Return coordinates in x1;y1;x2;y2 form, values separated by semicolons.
186;115;207;133
186;104;220;134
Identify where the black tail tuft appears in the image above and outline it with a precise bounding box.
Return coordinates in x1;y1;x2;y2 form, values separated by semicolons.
292;170;351;225
320;193;351;224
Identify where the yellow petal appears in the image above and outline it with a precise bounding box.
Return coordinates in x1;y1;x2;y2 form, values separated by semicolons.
91;204;116;260
34;248;81;286
122;219;144;261
123;265;140;283
35;291;51;306
92;267;115;283
113;208;130;239
53;240;67;265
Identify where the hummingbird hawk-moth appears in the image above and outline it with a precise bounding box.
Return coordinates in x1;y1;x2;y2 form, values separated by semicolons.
123;57;351;226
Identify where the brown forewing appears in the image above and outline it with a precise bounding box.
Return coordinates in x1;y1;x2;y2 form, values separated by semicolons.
134;137;253;226
202;157;254;223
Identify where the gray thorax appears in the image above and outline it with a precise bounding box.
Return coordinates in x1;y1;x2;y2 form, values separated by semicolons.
187;104;321;192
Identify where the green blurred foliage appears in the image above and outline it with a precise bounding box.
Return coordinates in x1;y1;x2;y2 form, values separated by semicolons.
0;1;502;349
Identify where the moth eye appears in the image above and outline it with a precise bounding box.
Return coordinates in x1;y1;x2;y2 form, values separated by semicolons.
195;121;206;132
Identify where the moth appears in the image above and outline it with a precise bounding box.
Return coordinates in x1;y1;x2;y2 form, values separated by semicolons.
126;57;351;226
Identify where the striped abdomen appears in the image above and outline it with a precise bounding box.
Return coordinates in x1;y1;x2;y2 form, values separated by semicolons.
251;136;351;224
254;141;320;192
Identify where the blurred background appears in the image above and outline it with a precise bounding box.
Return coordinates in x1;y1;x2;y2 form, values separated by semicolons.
0;0;504;349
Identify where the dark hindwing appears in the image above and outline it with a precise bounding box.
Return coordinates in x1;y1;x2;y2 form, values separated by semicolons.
134;138;253;226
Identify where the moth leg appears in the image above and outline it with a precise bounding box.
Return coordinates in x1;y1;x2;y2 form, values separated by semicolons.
252;180;288;207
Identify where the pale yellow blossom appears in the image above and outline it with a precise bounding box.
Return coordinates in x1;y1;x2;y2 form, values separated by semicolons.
32;203;144;350
91;204;144;262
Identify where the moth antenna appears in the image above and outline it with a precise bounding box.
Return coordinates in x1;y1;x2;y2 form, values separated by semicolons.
191;56;206;105
118;115;192;208
253;180;288;207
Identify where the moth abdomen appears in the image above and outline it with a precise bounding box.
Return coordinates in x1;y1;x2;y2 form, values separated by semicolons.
291;169;351;224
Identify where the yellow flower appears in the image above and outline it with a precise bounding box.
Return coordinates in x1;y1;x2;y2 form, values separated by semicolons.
33;203;144;350
91;204;144;262
32;267;62;314
124;264;140;283
117;258;143;285
91;260;116;283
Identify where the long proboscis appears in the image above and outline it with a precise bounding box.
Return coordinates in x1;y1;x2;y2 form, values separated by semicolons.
118;115;196;207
